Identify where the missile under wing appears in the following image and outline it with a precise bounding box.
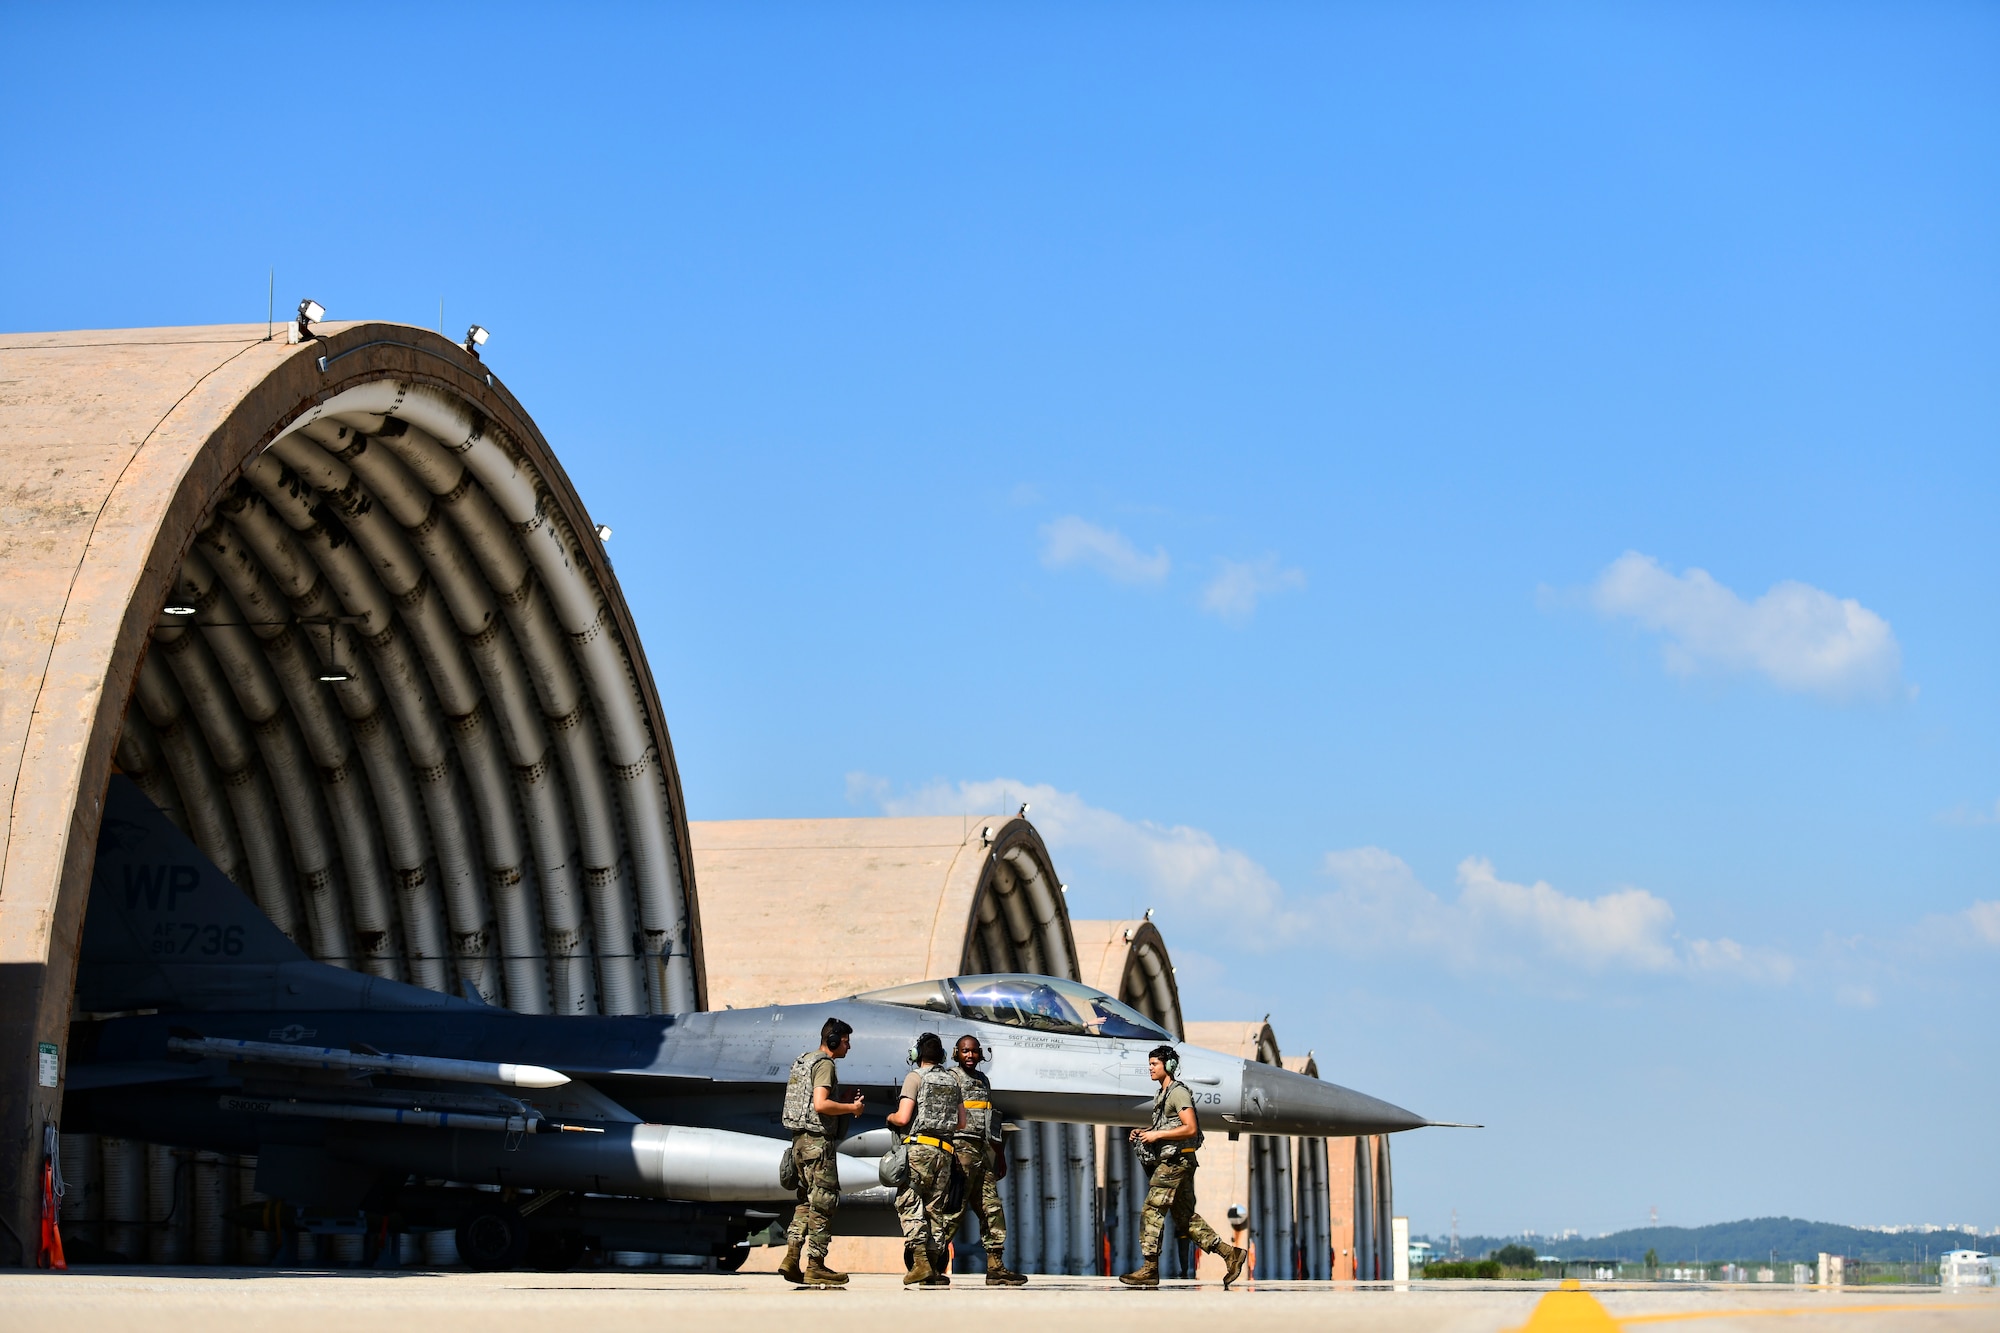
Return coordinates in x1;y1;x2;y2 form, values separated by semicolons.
64;778;1457;1268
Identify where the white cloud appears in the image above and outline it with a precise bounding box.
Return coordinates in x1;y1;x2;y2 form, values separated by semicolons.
1455;856;1680;972
1912;899;2000;950
1589;551;1903;701
1935;799;2000;827
1836;984;1879;1009
1200;555;1306;624
1039;516;1169;585
1321;848;1791;981
855;775;1790;984
1971;902;2000;947
1681;936;1798;984
859;776;1294;944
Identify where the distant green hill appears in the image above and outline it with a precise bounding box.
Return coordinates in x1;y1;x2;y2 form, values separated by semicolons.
1423;1218;1989;1264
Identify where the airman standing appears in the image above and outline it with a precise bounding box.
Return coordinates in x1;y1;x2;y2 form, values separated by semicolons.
1120;1043;1247;1290
780;1017;866;1287
886;1031;964;1286
940;1034;1028;1285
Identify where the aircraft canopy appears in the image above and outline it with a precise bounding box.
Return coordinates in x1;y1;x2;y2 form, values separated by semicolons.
853;973;1174;1042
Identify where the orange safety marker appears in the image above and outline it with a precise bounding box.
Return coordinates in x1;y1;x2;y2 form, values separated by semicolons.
1509;1280;1621;1333
1510;1277;1990;1332
37;1156;67;1271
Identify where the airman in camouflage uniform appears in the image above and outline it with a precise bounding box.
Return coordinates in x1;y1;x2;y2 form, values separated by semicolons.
888;1032;964;1286
1121;1044;1247;1290
780;1017;866;1287
940;1035;1028;1285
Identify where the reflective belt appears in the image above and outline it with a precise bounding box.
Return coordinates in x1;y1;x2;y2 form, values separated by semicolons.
905;1134;950;1149
962;1100;992;1109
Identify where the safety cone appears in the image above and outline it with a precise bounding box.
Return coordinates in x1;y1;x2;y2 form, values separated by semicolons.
38;1158;67;1271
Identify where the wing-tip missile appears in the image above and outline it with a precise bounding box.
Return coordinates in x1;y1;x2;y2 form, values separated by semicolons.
167;1035;569;1089
498;1063;570;1089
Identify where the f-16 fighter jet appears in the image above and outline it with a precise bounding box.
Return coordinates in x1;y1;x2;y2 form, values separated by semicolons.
64;778;1455;1268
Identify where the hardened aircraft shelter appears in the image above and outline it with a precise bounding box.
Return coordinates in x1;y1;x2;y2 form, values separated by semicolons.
690;814;1104;1277
0;321;703;1254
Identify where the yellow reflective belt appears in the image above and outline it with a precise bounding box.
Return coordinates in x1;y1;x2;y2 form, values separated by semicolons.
962;1100;992;1109
906;1134;950;1149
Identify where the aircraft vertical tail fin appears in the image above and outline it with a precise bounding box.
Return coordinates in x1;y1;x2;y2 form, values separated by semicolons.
78;776;471;1014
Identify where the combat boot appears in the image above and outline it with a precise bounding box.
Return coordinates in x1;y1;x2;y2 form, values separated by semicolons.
778;1240;804;1285
924;1249;951;1285
903;1246;935;1286
1220;1243;1248;1290
1119;1256;1161;1288
804;1257;849;1286
984;1251;1028;1286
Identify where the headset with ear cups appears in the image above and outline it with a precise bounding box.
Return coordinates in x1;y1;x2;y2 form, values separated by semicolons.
1164;1053;1179;1076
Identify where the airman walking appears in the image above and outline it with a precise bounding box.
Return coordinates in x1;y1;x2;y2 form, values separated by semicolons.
1120;1043;1247;1290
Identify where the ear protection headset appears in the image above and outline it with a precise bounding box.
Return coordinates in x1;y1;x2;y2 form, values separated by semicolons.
1164;1052;1180;1076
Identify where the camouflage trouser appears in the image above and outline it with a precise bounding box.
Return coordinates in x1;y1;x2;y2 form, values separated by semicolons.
786;1132;841;1260
940;1138;1007;1254
1138;1157;1225;1259
894;1141;954;1257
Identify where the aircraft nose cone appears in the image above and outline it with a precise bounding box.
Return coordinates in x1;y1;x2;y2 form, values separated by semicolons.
1236;1060;1429;1137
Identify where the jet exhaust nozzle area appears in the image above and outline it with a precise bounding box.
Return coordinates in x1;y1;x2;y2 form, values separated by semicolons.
1233;1059;1430;1138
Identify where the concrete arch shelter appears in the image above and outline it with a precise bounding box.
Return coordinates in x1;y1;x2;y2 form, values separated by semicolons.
692;814;1104;1276
0;322;703;1251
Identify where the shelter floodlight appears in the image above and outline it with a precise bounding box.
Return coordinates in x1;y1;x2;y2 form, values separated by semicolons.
463;324;489;359
595;524;612;541
290;298;325;345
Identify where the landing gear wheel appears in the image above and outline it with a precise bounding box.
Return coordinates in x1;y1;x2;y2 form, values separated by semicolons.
526;1229;587;1272
456;1207;529;1270
715;1245;750;1273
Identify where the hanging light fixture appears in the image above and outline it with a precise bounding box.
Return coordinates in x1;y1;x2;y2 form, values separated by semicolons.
315;618;353;684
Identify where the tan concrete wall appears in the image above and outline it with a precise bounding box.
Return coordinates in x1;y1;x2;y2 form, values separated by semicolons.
692;814;1076;1008
1327;1135;1357;1279
0;325;321;1255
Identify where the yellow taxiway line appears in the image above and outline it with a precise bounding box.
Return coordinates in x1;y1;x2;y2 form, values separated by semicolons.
1512;1281;1989;1333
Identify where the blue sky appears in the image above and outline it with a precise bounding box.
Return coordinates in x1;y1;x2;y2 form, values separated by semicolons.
5;4;1995;1237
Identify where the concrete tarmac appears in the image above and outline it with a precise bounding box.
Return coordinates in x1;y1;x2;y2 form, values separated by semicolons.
1;1270;1993;1333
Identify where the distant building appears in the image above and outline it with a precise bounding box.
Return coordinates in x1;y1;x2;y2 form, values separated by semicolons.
1941;1251;1993;1288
